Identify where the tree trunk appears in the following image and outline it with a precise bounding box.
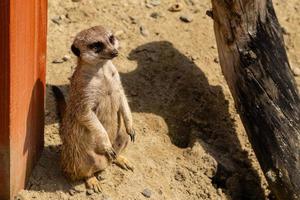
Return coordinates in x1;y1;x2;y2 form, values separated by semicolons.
210;0;300;199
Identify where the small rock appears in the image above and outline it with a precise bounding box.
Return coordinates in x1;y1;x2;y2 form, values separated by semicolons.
97;171;107;181
292;67;300;76
130;90;138;96
213;58;219;63
62;55;71;61
140;26;149;37
190;0;197;5
150;12;161;19
69;189;77;196
217;188;223;196
142;188;152;198
180;15;193;23
206;10;213;19
52;59;64;64
115;30;124;37
129;16;139;24
174;170;186;182
281;26;289;35
86;189;94;195
191;56;198;61
51;16;62;25
59;192;68;200
168;3;183;12
72;0;81;2
72;182;86;193
158;189;163;195
145;3;153;8
103;195;112;200
14;195;24;200
193;8;201;13
149;0;160;6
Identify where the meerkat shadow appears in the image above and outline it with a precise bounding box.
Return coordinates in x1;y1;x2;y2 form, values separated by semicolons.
122;41;266;200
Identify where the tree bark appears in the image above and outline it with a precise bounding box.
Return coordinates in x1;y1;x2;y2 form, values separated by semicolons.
210;0;300;199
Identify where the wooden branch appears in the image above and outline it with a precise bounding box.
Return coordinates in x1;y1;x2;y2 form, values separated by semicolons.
211;0;300;199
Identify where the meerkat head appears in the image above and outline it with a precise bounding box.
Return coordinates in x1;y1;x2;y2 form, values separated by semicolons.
71;26;119;65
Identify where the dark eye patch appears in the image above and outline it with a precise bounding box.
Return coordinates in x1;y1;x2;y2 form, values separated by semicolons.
88;41;105;53
109;35;115;45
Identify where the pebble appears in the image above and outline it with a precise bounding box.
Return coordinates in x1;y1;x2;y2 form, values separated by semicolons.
145;3;153;8
86;189;94;195
129;16;139;24
73;183;86;193
213;58;219;63
191;55;198;61
52;59;64;64
174;170;186;182
62;55;70;61
14;195;24;200
72;0;81;2
281;26;289;35
103;195;112;200
149;0;161;6
51;16;62;25
150;12;161;19
69;189;77;196
168;3;183;12
180;15;193;23
142;188;152;198
187;0;196;6
292;67;300;76
60;192;68;200
115;30;124;37
97;171;107;181
217;188;223;196
130;90;138;96
140;26;150;36
206;10;213;19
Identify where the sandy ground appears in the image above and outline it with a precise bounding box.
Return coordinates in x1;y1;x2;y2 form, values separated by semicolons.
17;0;300;200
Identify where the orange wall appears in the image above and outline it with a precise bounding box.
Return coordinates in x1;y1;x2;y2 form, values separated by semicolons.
0;0;47;199
0;0;11;199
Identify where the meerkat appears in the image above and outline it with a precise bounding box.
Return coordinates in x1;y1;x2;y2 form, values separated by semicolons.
52;26;135;192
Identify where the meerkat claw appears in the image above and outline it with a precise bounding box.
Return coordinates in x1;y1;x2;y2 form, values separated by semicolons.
113;156;134;171
86;176;102;193
105;147;117;160
129;129;136;142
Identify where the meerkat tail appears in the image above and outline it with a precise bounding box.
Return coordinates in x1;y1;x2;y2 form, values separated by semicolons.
51;86;66;120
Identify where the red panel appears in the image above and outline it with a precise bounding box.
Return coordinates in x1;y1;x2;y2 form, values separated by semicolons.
0;0;11;199
0;0;47;199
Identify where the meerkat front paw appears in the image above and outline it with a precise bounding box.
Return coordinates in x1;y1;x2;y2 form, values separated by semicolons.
86;176;102;193
104;146;117;160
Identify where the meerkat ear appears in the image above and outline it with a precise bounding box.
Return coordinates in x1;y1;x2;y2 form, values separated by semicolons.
71;44;80;57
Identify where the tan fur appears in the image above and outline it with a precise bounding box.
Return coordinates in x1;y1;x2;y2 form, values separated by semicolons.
59;26;135;187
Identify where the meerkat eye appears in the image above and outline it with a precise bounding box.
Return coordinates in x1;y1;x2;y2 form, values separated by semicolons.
88;41;105;53
109;35;115;45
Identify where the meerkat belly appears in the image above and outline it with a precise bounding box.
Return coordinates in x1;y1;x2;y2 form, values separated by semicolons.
95;83;121;142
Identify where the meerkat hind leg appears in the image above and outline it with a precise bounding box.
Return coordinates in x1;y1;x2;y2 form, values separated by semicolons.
86;176;102;193
113;155;134;171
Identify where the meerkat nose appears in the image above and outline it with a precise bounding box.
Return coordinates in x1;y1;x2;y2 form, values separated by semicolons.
110;49;119;57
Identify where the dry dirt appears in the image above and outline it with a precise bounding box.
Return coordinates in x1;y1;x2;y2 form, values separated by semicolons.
18;0;300;200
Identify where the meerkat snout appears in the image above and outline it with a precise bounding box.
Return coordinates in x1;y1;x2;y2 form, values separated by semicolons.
110;49;119;58
71;26;119;64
